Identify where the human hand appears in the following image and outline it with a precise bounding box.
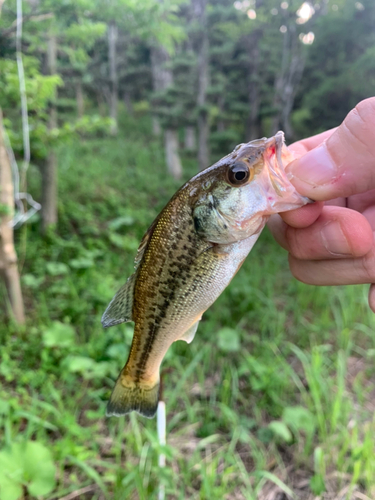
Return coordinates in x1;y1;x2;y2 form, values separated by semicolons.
268;97;375;311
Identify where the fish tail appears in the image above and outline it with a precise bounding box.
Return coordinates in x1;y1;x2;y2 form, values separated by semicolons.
106;372;160;418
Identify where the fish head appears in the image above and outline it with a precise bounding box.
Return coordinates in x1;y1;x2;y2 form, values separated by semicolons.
191;131;311;244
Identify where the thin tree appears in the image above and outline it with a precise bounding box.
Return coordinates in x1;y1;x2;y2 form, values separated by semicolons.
108;21;118;135
151;44;183;180
193;0;209;171
271;13;306;139
245;35;261;140
0;108;25;324
76;79;84;118
41;28;58;233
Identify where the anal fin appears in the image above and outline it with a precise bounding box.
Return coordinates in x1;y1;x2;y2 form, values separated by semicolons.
101;273;136;328
179;318;201;344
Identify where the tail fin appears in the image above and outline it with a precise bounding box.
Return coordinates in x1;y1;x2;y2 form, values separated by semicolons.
106;375;160;419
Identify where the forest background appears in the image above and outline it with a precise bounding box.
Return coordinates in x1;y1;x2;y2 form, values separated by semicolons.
1;0;375;499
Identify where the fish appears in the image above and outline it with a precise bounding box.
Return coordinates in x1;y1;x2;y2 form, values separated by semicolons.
102;131;310;418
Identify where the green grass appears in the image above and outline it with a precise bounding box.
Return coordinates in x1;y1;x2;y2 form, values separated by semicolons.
1;111;375;499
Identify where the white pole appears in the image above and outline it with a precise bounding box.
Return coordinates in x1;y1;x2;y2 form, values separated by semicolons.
11;0;41;228
16;0;30;174
157;401;166;500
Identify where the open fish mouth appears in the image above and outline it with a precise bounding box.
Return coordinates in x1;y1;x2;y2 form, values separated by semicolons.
264;131;294;196
260;131;312;211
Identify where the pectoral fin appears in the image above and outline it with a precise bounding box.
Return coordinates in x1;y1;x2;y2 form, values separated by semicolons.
179;319;201;344
102;273;136;328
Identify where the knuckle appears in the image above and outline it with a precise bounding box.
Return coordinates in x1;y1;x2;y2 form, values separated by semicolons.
354;98;375;125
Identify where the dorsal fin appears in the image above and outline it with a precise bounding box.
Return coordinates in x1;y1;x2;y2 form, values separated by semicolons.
101;273;136;328
134;218;159;269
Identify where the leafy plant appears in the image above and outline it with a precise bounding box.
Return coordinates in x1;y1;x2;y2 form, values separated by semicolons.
217;327;240;353
42;322;75;349
0;441;56;500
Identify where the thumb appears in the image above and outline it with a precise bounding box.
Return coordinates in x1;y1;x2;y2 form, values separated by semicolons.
287;97;375;201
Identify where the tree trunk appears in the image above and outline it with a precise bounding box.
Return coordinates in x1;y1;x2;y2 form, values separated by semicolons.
96;90;106;117
197;112;209;170
76;80;84;118
280;29;305;139
123;90;133;115
194;0;210;170
151;45;173;95
41;150;57;232
245;1;264;140
271;28;288;135
42;30;58;233
152;116;161;137
271;22;304;140
246;43;261;140
151;44;183;175
216;91;225;132
164;129;182;180
108;21;118;135
184;126;196;150
0;108;25;324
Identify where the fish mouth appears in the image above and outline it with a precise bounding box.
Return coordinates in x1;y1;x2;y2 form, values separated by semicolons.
260;131;312;212
264;131;294;196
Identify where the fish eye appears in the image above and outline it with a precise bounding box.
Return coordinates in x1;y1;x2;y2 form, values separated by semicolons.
226;162;252;187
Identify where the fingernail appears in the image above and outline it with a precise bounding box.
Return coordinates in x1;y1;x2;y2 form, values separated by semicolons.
288;144;338;187
320;221;352;256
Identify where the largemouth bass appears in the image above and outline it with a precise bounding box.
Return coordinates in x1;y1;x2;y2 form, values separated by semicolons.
102;131;310;418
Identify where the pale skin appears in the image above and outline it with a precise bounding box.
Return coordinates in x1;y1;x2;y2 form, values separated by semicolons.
267;97;375;312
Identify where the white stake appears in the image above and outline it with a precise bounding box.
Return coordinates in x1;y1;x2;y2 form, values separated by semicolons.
157;400;166;500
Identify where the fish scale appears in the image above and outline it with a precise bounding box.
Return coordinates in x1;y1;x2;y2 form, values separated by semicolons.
102;132;311;418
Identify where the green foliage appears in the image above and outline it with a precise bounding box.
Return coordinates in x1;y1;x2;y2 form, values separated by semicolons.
217;327;240;352
282;405;316;442
0;57;62;113
0;114;373;497
1;0;375;496
310;447;326;495
0;57;63;156
62;115;113;137
295;0;375;136
267;421;293;443
42;321;75;348
64;21;107;48
0;441;56;500
46;262;70;276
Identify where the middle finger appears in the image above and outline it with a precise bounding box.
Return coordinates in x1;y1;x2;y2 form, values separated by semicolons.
269;206;373;260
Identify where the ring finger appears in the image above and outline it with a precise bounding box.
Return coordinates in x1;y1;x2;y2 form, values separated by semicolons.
289;245;375;286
